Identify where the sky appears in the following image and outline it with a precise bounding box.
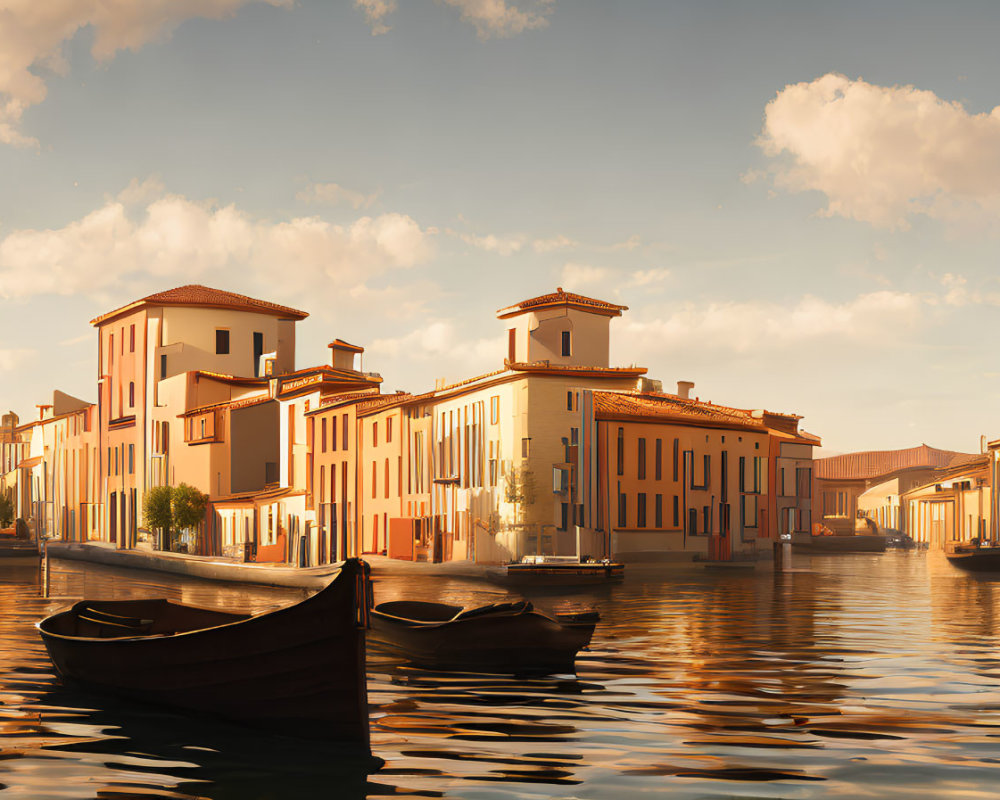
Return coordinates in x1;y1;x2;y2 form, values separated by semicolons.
2;0;1000;455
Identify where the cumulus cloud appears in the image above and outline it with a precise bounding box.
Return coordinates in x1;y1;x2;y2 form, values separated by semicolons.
532;234;576;253
0;0;289;147
560;263;610;287
619;291;924;358
440;0;554;39
451;230;524;255
757;73;1000;229
355;0;397;35
0;348;35;372
0;182;434;300
297;182;379;210
367;320;501;377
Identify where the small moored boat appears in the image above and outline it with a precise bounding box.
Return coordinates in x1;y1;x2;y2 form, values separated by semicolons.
945;540;1000;572
486;555;625;586
370;599;599;674
37;558;372;751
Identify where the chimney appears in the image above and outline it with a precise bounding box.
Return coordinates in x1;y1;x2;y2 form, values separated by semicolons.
328;339;364;372
677;380;694;400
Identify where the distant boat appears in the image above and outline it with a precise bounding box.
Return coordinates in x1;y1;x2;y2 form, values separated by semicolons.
791;532;887;553
945;541;1000;572
486;555;625;586
37;558;372;751
370;598;599;674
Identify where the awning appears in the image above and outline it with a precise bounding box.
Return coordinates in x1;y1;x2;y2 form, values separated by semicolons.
15;455;42;469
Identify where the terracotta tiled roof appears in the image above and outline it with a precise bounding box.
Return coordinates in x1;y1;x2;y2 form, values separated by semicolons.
180;394;272;417
91;285;309;325
357;393;414;416
328;339;364;352
507;361;645;377
593;391;767;431
497;287;628;319
815;444;973;481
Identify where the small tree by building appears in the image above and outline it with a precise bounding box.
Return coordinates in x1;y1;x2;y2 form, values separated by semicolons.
0;491;14;529
504;465;536;524
142;483;209;552
143;485;173;550
172;483;209;553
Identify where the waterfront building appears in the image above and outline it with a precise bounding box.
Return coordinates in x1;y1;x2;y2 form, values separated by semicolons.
90;285;308;548
814;445;971;537
576;386;818;562
0;411;31;524
900;455;990;548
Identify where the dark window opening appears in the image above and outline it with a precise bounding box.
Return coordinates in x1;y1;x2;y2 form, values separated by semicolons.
253;332;264;377
561;330;571;357
216;329;230;355
637;493;647;528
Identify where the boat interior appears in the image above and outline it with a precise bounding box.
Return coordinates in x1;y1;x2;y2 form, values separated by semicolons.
42;599;252;639
374;599;534;623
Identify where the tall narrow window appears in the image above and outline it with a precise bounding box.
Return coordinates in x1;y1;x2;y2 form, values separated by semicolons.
387;417;393;443
561;330;571;356
673;495;679;526
321;418;327;452
637;493;647;528
384;459;390;499
655;494;663;528
160;353;167;380
673;438;679;481
127;445;133;474
617;428;624;476
373;422;378;447
566;391;573;411
216;329;230;355
618;492;627;528
637;438;646;479
129;324;135;352
508;329;516;362
253;332;264;377
655;439;663;480
371;462;377;498
331;415;338;451
343;414;349;450
128;382;134;408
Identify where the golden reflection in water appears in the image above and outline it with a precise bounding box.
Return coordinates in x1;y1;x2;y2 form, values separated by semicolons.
4;552;1000;797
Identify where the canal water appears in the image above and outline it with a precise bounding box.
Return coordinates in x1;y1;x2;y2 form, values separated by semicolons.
3;550;1000;798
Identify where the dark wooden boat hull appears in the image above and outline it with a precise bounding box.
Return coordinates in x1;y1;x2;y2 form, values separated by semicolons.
37;558;371;751
791;533;887;553
370;600;598;674
946;548;1000;572
487;561;625;586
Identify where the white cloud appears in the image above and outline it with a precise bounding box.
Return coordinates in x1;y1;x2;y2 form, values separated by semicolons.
620;291;923;358
532;234;576;253
355;0;397;35
452;230;524;255
757;73;1000;229
0;0;290;148
0;182;434;300
297;182;379;210
560;263;610;287
628;268;670;287
0;348;34;372
367;320;501;378
440;0;554;39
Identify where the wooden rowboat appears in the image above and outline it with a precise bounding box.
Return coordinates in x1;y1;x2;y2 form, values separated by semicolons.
370;599;599;674
37;558;372;751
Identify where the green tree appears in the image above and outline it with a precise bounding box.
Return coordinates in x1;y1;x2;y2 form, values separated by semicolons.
0;492;14;528
143;485;173;550
172;483;209;531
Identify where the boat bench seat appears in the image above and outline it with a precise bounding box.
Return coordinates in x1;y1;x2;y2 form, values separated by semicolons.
453;600;532;621
77;607;155;637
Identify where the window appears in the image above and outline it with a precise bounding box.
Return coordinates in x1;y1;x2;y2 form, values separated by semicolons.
637;493;647;528
384;459;390;499
561;330;571;357
331;415;338;451
216;329;230;355
114;447;119;475
129;324;135;352
108;334;114;370
373;422;378;447
617;427;624;475
618;493;627;528
559;502;569;530
343;414;349;449
319;465;325;503
107;447;111;476
655;439;662;480
490;395;500;424
508;329;516;362
521;438;530;458
387;418;393;443
637;438;646;479
796;467;812;498
566;391;573;411
655;494;663;528
128;382;134;408
253;332;264;377
321;418;327;452
672;438;679;481
673;495;679;526
371;462;377;498
160;354;167;380
128;444;134;474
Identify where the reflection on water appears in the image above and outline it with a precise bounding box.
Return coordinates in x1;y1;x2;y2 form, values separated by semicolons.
4;552;1000;797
